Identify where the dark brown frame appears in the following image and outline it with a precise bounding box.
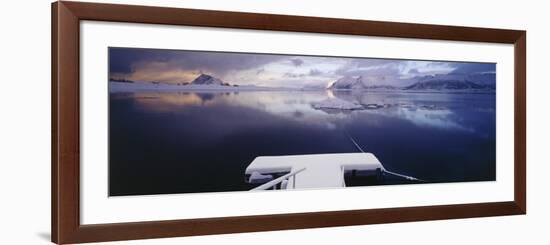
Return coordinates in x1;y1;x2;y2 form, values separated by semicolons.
52;1;526;244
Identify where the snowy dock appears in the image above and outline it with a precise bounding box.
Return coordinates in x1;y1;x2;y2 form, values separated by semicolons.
245;153;386;190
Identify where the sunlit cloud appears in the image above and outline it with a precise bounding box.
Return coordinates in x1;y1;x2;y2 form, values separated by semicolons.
110;48;496;88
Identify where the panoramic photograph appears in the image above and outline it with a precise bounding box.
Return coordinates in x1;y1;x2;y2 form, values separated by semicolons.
108;47;496;196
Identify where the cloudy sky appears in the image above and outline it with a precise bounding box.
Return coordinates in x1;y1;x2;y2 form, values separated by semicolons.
109;47;495;88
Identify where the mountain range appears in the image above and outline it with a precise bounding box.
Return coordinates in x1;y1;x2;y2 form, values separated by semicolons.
329;73;495;91
110;73;495;91
329;76;398;90
186;74;233;86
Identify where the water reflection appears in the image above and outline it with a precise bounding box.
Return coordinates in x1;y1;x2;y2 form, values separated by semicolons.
109;90;495;195
123;90;494;134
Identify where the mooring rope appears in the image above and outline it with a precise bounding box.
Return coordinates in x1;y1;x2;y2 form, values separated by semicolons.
348;134;366;153
346;132;423;182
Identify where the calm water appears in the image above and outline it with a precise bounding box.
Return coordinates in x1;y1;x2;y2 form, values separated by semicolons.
109;90;496;196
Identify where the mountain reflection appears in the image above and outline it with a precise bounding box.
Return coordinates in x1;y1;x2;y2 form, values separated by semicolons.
109;89;496;195
120;90;494;134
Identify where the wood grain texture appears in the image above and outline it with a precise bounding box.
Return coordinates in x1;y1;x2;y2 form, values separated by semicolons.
61;1;524;43
70;202;522;244
51;1;527;244
514;32;527;213
53;1;81;243
51;2;58;243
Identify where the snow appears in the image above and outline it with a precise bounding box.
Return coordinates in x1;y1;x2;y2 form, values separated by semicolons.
404;80;494;90
404;73;495;92
326;73;495;92
328;76;399;90
110;73;287;92
190;74;225;86
245;153;384;189
415;73;496;86
329;76;365;89
311;98;363;110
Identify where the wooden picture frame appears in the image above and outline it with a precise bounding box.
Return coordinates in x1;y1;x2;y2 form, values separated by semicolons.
52;1;526;244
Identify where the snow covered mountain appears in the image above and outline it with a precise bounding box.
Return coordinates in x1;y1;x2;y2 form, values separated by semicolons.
189;74;229;86
405;73;495;91
328;76;397;90
404;80;494;90
329;76;365;89
327;72;495;91
109;73;295;92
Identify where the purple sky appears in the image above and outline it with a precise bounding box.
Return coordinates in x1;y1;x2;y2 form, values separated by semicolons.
109;47;496;88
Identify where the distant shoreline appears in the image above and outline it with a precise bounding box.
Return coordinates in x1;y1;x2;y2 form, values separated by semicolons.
109;81;495;94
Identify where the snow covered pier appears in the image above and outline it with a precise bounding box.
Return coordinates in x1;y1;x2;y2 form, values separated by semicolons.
245;153;389;190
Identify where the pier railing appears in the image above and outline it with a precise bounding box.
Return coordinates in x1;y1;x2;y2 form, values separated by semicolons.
252;168;306;191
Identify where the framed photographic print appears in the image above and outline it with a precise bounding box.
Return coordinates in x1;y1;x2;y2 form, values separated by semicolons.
52;1;526;244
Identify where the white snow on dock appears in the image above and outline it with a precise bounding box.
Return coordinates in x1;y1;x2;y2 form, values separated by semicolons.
245;153;384;189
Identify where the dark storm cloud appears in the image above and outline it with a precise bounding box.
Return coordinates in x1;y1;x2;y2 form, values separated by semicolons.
334;59;402;77
290;58;304;67
109;47;497;88
450;62;496;74
168;52;284;75
283;72;306;78
427;61;450;67
348;59;399;68
109;47;174;74
109;48;285;77
308;69;323;76
335;62;401;77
